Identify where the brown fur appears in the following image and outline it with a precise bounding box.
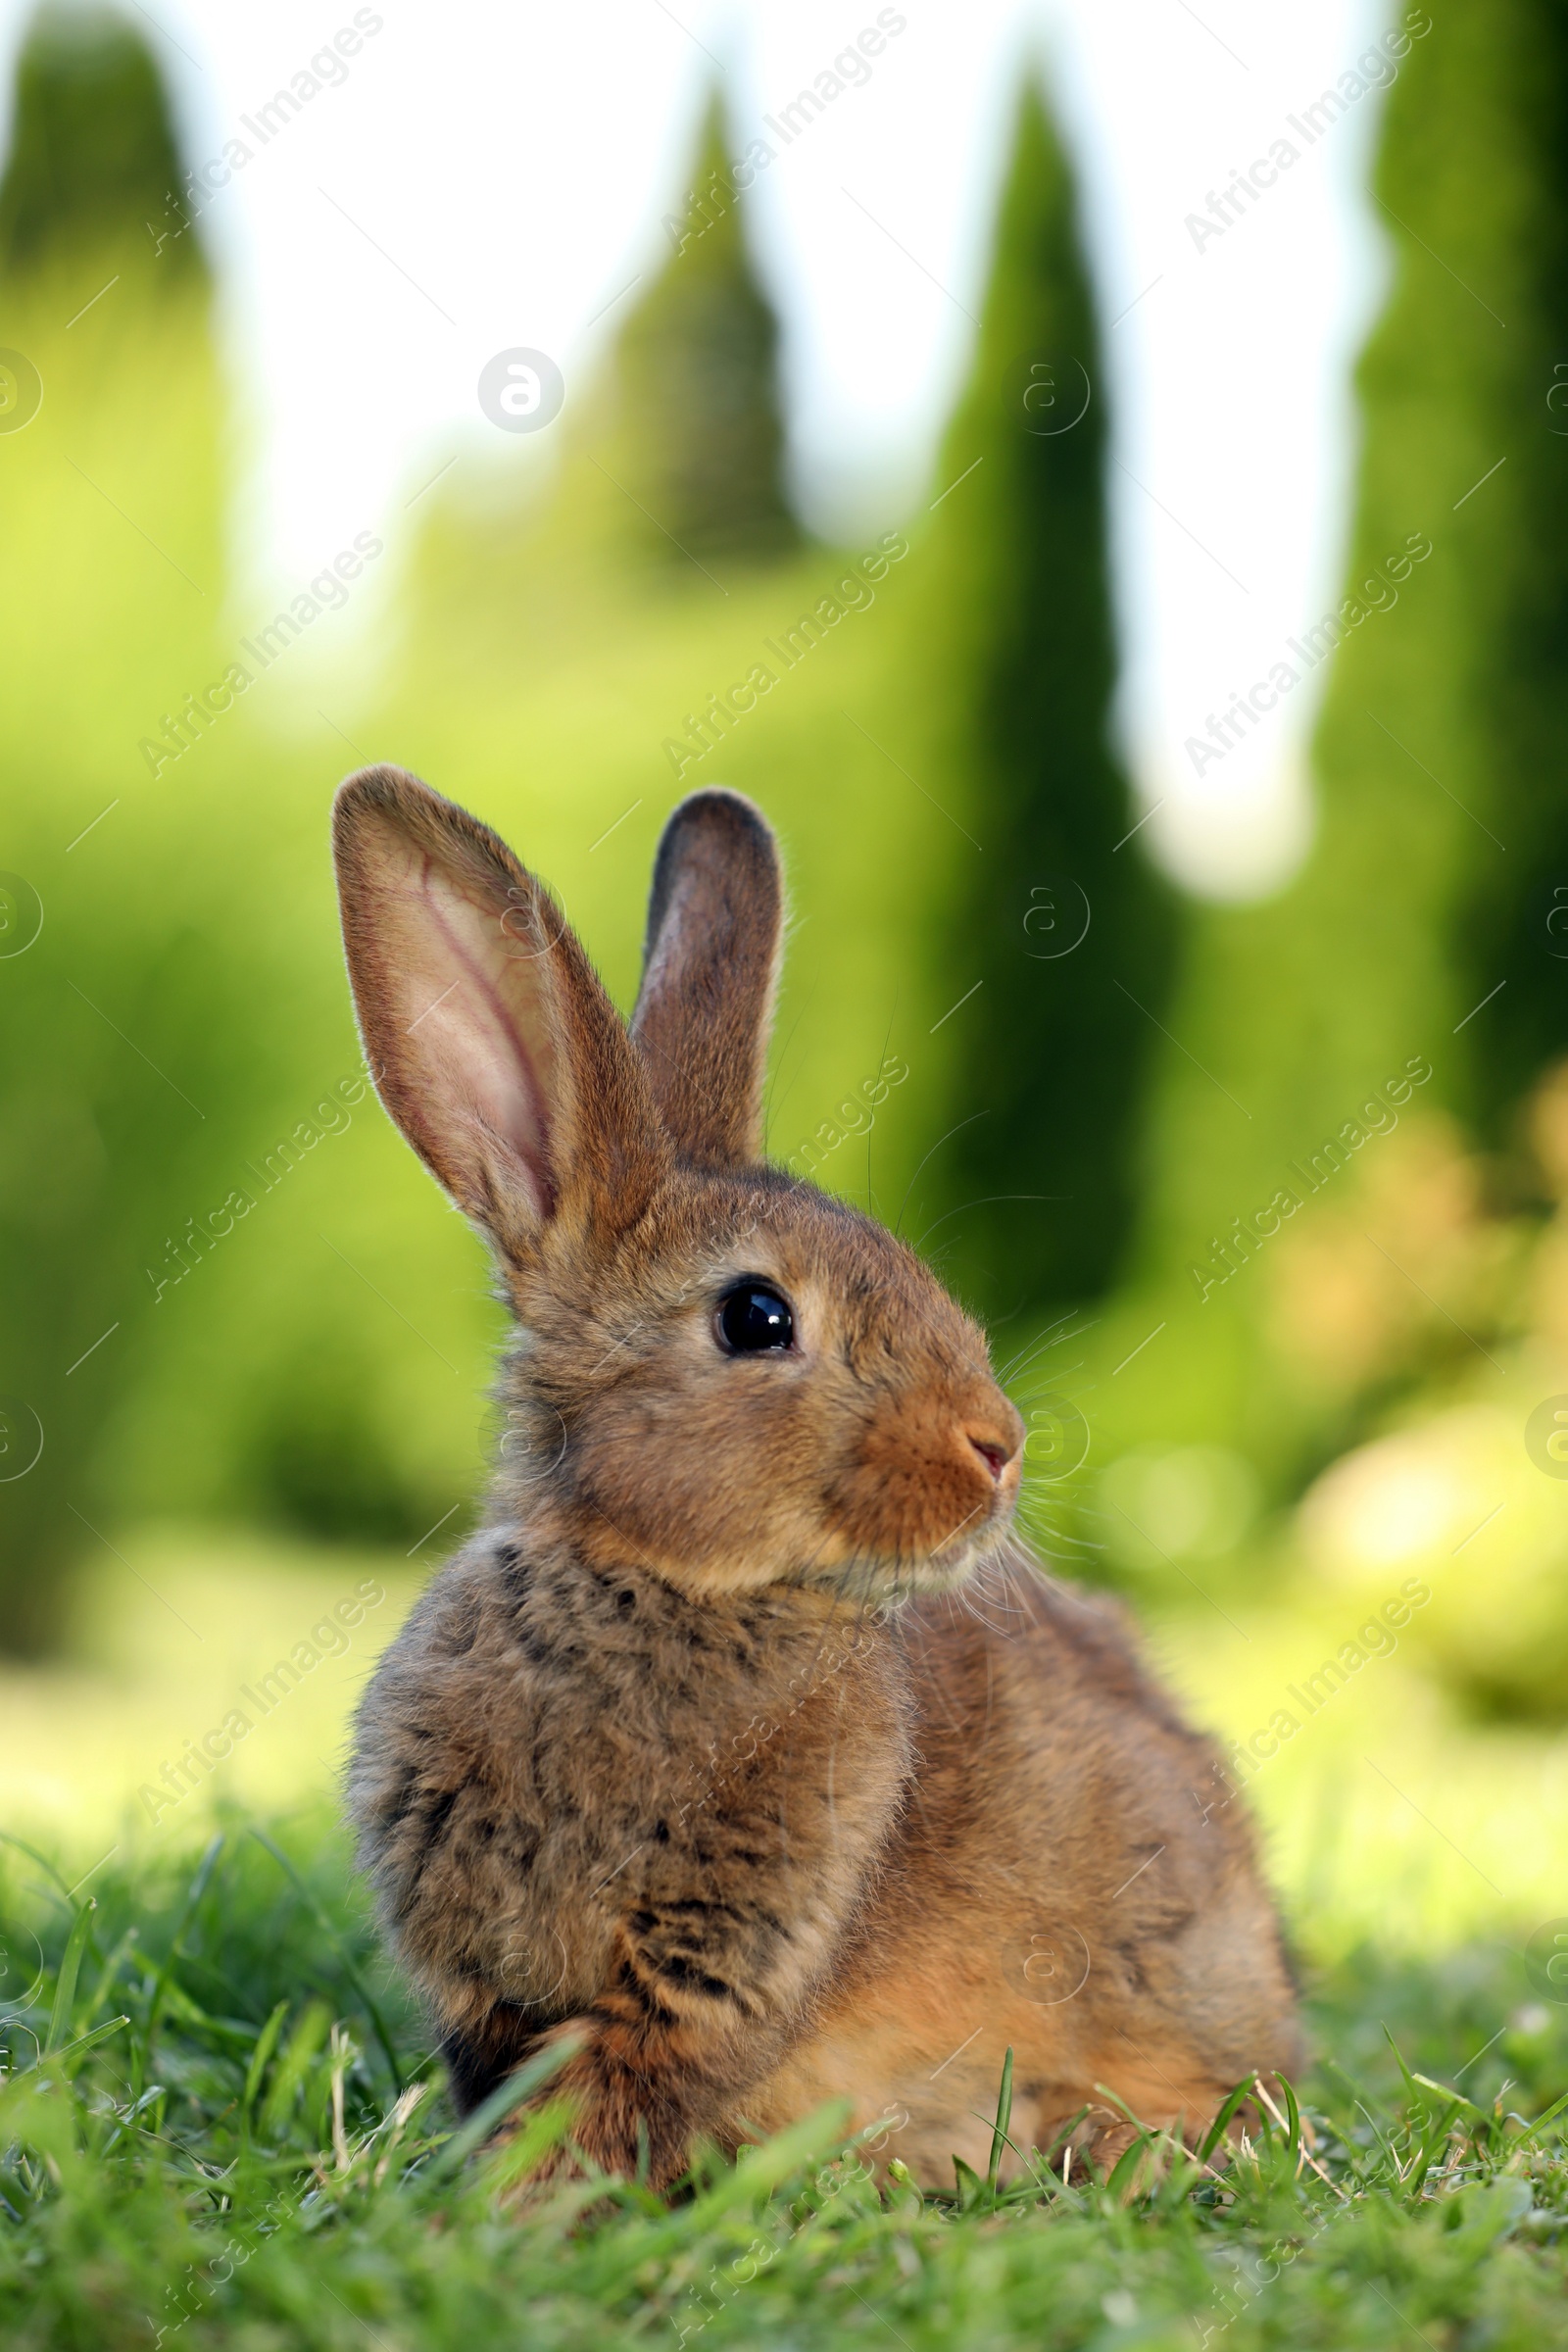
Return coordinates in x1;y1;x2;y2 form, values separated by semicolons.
333;764;1300;2192
631;786;781;1169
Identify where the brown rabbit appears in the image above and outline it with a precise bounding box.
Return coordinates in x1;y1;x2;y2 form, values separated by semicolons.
334;763;1299;2191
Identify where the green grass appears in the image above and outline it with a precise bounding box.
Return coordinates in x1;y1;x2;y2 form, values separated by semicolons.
4;1809;1568;2349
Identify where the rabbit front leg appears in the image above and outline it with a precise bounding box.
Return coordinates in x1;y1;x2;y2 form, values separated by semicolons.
465;1677;913;2190
506;1915;800;2188
454;1853;855;2191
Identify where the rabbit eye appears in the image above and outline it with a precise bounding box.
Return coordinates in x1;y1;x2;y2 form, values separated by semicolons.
715;1282;794;1355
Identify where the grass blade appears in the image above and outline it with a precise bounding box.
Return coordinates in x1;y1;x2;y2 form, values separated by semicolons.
1517;2085;1568;2145
259;1997;331;2138
243;1997;291;2121
43;2014;129;2073
1200;2073;1258;2165
683;2105;854;2226
1411;2070;1488;2123
249;1826;404;2089
1280;2074;1301;2156
952;2154;984;2209
988;2045;1014;2196
1106;2132;1152;2200
436;2032;585;2178
43;1897;96;2055
132;1831;224;2096
0;1829;74;1907
1382;2024;1425;2107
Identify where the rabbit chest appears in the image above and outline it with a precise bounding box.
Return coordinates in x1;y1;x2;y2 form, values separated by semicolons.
350;1536;916;2042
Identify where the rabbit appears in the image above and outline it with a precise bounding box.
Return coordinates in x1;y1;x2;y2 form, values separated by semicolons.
333;762;1301;2193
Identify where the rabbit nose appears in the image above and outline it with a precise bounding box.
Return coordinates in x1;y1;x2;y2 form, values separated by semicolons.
965;1424;1020;1482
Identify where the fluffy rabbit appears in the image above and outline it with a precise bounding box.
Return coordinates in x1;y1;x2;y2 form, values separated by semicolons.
334;764;1299;2191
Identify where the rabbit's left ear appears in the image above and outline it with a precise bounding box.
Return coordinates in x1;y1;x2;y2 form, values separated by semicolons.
631;788;783;1170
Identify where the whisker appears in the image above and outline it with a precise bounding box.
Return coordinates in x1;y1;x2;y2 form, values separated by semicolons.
913;1195;1057;1254
893;1113;990;1238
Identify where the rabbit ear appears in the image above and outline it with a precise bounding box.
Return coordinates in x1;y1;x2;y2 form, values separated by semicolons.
630;787;783;1169
332;764;667;1259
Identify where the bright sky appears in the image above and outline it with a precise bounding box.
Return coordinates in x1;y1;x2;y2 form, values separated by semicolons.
2;0;1401;897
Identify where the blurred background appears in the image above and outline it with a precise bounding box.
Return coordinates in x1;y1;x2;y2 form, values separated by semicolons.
2;0;1567;1975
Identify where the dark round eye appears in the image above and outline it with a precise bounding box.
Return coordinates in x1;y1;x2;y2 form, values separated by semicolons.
716;1283;794;1355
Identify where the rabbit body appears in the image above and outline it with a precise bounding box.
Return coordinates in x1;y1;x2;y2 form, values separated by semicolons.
333;765;1300;2191
353;1515;1297;2188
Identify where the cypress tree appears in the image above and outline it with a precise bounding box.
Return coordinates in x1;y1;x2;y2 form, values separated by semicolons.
925;78;1175;1321
1239;0;1568;1175
1357;0;1568;1151
1094;1;1568;1483
610;91;797;563
0;6;225;1651
0;3;202;276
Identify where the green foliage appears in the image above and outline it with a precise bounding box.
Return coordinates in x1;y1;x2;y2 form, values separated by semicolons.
0;18;505;1642
4;1811;1568;2347
1331;0;1568;1150
0;4;200;277
1092;1;1568;1494
0;67;479;1632
608;90;798;564
919;80;1176;1323
0;248;243;1649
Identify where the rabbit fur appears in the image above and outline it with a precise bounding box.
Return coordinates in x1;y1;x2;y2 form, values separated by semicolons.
332;764;1300;2191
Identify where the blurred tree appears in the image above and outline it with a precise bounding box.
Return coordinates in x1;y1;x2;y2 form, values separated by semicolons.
1084;1;1568;1496
1342;0;1568;1154
0;6;220;1650
0;3;199;275
0;7;253;1652
922;78;1176;1325
609;90;798;564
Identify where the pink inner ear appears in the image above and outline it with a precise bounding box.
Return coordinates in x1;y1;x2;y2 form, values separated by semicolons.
392;853;562;1220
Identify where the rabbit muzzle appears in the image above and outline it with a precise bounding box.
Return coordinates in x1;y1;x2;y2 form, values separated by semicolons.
825;1372;1025;1589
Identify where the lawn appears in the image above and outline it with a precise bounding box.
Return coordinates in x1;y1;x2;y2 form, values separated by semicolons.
3;1539;1568;2347
3;1814;1567;2351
